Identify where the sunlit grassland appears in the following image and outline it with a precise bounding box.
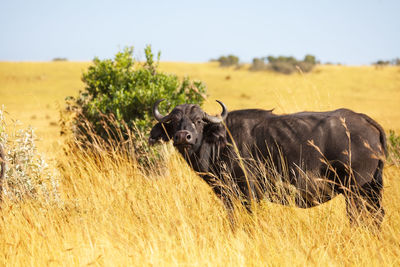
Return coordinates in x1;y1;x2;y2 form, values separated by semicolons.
0;61;399;265
1;62;400;146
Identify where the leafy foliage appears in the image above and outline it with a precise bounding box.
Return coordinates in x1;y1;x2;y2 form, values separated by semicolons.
250;58;266;71
63;46;207;153
388;130;400;165
215;54;240;67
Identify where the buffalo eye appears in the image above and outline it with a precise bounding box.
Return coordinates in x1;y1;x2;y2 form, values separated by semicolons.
196;120;203;125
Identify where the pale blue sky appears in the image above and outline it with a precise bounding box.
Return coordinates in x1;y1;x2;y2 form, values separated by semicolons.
0;0;399;64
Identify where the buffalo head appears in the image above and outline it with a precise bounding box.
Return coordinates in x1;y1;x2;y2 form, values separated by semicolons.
149;99;228;155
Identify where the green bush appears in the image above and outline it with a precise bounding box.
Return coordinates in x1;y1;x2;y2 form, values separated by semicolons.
249;57;268;71
296;61;315;73
216;54;239;67
63;45;207;152
388;130;400;165
269;61;296;74
303;54;317;65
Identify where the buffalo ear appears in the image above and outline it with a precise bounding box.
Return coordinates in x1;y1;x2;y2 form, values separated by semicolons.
204;123;227;147
149;122;173;145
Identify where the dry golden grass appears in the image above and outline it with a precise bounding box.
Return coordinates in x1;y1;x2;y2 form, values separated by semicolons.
0;62;400;266
0;145;399;266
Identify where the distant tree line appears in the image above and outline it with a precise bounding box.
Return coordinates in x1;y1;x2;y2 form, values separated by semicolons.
210;55;240;67
373;58;400;66
211;54;319;74
52;57;68;62
250;54;318;74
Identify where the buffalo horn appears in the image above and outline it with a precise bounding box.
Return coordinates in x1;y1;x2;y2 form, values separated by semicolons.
153;99;172;122
204;100;228;123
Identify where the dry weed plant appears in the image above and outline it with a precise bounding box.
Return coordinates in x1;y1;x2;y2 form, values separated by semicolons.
0;107;60;203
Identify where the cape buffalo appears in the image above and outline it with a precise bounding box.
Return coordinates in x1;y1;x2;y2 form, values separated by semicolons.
149;99;386;227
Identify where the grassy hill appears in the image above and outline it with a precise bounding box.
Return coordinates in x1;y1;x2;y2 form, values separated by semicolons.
0;62;399;265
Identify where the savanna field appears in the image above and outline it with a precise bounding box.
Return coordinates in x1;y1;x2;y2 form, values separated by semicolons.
0;61;400;265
